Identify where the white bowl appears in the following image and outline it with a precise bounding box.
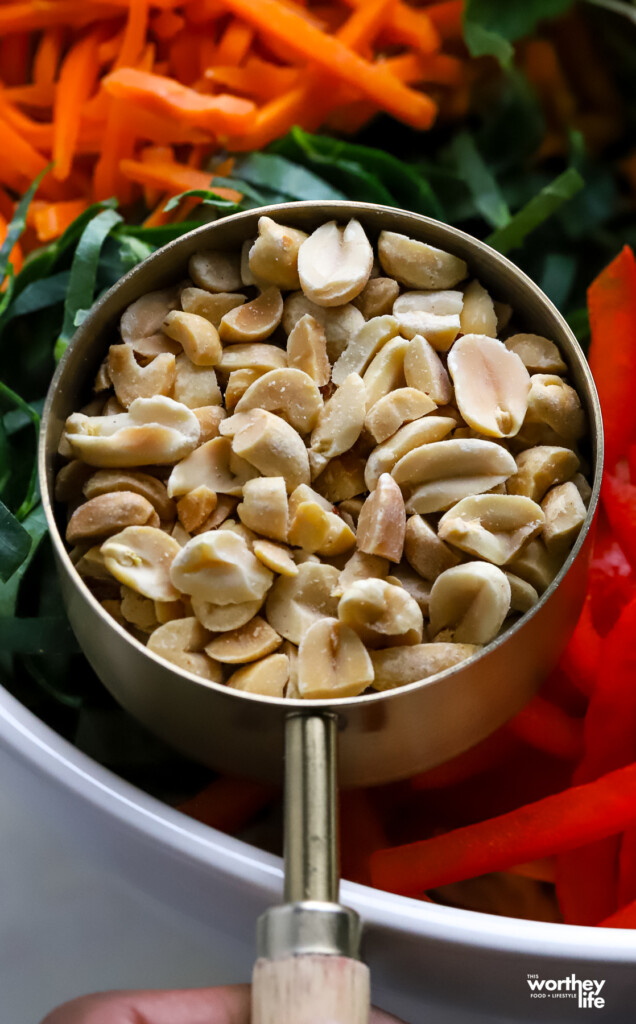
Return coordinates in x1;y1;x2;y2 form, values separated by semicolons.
1;682;634;1022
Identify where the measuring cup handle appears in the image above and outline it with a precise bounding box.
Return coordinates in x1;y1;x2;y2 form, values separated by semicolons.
252;952;369;1024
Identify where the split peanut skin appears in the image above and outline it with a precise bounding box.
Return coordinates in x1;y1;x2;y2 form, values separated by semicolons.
61;217;592;698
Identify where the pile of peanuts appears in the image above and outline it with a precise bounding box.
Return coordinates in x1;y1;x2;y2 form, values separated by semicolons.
57;216;591;699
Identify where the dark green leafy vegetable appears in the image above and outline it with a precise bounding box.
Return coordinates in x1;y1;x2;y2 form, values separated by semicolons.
448;132;511;229
0;500;31;583
463;0;575;65
486;168;585;254
57;207;123;358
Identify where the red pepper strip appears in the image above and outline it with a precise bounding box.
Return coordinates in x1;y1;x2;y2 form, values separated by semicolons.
601;474;636;572
506;694;584;762
559;595;601;696
410;728;516;790
588;245;636;471
588;510;636;636
339;789;387;887
617;827;636;909
370;761;636;897
598;899;636;928
557;596;636;924
177;777;276;834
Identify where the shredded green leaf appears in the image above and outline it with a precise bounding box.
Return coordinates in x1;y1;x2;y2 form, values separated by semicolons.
0;166;50;285
57;207;123;358
0;499;31;583
486;168;585;254
448;132;511;229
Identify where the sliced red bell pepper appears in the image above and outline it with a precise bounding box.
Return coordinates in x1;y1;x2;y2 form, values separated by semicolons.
556;839;621;926
587;244;636;471
598;898;636;929
557;595;636;923
507;694;584;762
601;474;636;573
558;596;601;697
617;826;636;909
587;508;636;636
177;776;276;833
370;761;636;896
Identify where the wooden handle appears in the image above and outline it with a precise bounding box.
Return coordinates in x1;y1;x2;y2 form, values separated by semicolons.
252;953;370;1024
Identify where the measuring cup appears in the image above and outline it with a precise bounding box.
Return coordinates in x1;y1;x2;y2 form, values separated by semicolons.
39;201;603;1023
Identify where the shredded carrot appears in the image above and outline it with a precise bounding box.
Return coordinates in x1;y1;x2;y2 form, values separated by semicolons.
214;18;254;66
97;30;125;65
151;8;185;38
0;212;23;275
30;198;90;242
53;31;101;181
140;143;174;207
5;82;56;106
116;0;149;69
0;0;462;234
119;157;242;200
341;0;440;53
336;0;396;53
32;28;63;87
424;0;464;39
142;198;174;227
93;96;137;203
216;0;438;130
0;30;31;87
205;59;300;101
103;67;256;132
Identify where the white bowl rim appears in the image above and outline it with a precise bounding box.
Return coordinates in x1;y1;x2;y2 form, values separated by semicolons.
1;682;634;961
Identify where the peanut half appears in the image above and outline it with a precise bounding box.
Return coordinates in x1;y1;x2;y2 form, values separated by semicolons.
338;578;423;649
356;473;406;563
378;231;467;289
438;494;545;564
371;642;479;690
447;334;530;438
429;563;511;645
298;219;373;307
101;525;182;601
297;618;373;698
392;438;517;514
248;216;308;291
170;529;273;605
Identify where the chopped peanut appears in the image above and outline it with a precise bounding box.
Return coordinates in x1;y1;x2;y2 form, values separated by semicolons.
59;220;591;698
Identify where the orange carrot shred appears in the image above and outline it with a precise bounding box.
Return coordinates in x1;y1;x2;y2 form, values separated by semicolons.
214;18;254;66
116;0;149;69
119;157;242;201
31;198;89;242
423;0;464;40
341;0;440;54
215;0;437;130
0;31;31;87
336;0;397;53
34;29;64;86
151;9;186;39
0;212;24;275
53;31;101;181
103;67;256;132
